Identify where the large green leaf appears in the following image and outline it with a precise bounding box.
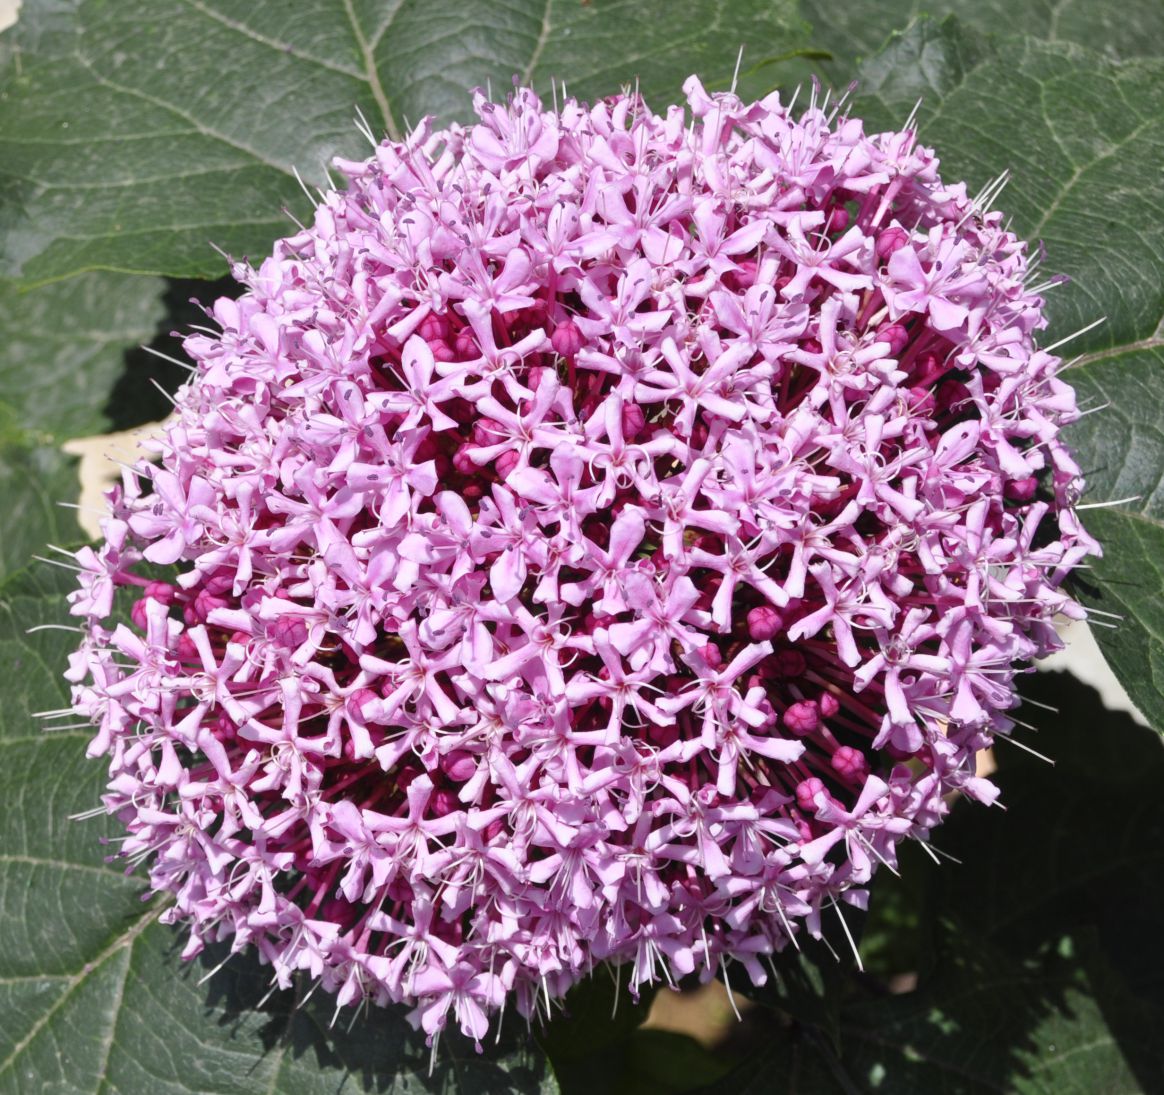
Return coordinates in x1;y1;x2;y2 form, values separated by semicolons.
849;17;1164;730
536;973;732;1094
0;566;559;1094
735;933;1160;1095
856;20;1164;358
0;0;807;285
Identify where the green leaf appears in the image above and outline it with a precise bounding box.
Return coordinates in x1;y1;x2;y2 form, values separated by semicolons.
856;20;1164;357
849;17;1164;729
616;1029;732;1094
0;272;166;439
0;431;85;580
0;0;807;285
740;922;865;1053
838;930;1160;1095
692;1026;848;1094
799;0;1164;80
536;968;656;1093
0;565;557;1093
925;673;1164;1008
1065;506;1164;731
536;971;730;1094
1063;346;1164;732
0;271;223;581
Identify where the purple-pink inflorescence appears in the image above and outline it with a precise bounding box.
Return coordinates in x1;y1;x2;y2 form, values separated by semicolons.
66;77;1096;1044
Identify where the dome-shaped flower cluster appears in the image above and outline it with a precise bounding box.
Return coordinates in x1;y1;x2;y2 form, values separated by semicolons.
66;77;1095;1044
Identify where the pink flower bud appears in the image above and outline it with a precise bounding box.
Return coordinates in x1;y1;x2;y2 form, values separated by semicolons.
495;450;520;478
700;642;724;669
418;312;451;342
268;615;308;649
346;688;380;720
551;319;584;358
192;588;228;624
473;418;505;445
796;777;826;812
454;330;478;358
831;746;868;780
1005;476;1038;502
876;226;910;261
452;443;478;475
442;750;478;782
621;402;646;439
130;598;151;630
875;322;910;357
825;206;850;234
784;700;820;736
747;605;783;641
429;339;457;362
145;580;177;604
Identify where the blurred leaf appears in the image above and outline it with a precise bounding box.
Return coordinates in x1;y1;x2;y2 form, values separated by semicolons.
538;970;731;1094
620;1029;732;1093
0;564;557;1093
835;671;1164;1092
0;0;807;285
931;673;1164;1009
855;841;932;988
741;920;865;1053
694;1025;849;1094
838;929;1160;1095
849;17;1164;729
536;968;655;1091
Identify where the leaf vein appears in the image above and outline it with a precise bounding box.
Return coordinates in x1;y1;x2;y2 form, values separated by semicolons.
521;0;554;85
342;0;400;141
0;907;158;1079
73;53;297;178
177;0;364;80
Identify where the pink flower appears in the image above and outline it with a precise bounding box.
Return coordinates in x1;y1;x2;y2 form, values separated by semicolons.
66;77;1095;1046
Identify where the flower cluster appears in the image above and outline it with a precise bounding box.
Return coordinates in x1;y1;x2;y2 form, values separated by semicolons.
66;77;1095;1044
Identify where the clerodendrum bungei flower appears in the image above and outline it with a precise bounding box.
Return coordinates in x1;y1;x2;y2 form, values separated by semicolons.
66;77;1096;1046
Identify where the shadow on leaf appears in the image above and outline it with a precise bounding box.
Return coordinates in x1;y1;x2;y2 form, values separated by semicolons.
183;940;555;1094
102;276;240;432
704;673;1164;1094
